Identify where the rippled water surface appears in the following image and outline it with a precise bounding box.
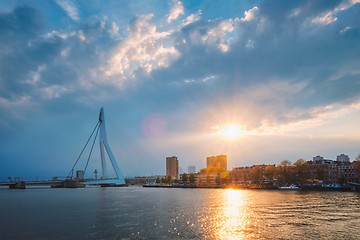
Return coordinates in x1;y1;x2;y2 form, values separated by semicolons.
1;186;360;239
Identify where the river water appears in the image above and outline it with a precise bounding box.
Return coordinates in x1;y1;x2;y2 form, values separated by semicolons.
1;186;359;239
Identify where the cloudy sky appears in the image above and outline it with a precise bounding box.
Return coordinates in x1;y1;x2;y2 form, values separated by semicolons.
1;0;360;180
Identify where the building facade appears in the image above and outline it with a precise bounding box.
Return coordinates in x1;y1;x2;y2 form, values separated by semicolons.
188;166;196;174
308;154;357;183
166;156;179;179
337;154;350;162
207;154;227;170
230;166;253;185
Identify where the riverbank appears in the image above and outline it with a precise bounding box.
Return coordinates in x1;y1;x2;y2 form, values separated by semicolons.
143;184;354;191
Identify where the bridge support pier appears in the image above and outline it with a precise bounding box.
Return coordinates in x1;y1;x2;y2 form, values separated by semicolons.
9;181;26;189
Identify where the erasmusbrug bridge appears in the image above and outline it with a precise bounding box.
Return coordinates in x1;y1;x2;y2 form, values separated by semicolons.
1;108;163;189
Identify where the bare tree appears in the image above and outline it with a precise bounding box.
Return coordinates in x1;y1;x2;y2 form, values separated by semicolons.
294;159;309;184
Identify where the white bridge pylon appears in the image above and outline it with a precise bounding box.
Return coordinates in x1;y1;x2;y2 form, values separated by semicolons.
84;108;126;186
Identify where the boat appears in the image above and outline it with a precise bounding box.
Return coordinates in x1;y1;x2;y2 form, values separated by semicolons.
278;184;301;190
324;184;351;192
348;182;360;192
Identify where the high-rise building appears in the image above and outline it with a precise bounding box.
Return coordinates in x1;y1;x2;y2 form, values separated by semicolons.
217;155;227;170
188;166;196;174
166;156;179;179
207;156;216;168
207;155;227;170
337;154;350;162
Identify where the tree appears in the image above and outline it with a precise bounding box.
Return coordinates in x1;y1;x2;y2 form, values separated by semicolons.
279;160;292;184
198;177;203;185
293;159;309;184
161;177;166;183
215;174;221;185
156;177;161;183
222;175;230;185
315;167;325;180
206;174;211;185
250;166;263;185
182;173;188;184
264;165;275;182
244;173;248;185
167;175;172;184
354;154;360;182
189;173;196;184
234;173;239;184
339;172;346;185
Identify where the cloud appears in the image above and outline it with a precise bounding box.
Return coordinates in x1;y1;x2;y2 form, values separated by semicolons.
167;0;184;24
106;14;179;77
1;2;360;138
311;0;360;24
0;6;63;102
142;0;360;135
2;0;360;178
182;10;202;26
54;0;80;21
241;6;259;21
108;22;119;35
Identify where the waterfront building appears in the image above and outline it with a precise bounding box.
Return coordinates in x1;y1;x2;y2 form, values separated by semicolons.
166;156;179;179
231;166;253;185
230;164;276;185
207;154;227;170
207;156;216;168
196;172;218;185
188;166;196;174
76;170;84;179
312;155;334;164
213;154;359;186
337;154;350;162
308;154;358;183
179;167;182;179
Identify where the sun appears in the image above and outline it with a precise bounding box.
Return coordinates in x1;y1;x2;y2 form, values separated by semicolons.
213;125;248;139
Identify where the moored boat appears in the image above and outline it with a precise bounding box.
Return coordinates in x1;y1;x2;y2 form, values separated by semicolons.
348;182;360;192
278;184;301;190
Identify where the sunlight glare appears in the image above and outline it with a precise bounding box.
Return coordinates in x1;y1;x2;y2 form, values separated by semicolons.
213;125;248;139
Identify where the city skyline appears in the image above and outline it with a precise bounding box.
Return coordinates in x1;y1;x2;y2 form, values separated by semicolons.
1;0;360;180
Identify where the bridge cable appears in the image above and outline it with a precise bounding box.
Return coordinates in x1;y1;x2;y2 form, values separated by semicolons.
107;117;161;163
106;120;150;176
105;119;157;176
83;123;100;176
66;121;100;180
106;122;162;176
105;117;163;177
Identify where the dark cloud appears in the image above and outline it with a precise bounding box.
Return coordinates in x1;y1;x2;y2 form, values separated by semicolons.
1;1;360;179
0;6;63;100
133;0;360;130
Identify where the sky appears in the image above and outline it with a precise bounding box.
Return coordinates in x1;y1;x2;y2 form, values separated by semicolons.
1;0;360;180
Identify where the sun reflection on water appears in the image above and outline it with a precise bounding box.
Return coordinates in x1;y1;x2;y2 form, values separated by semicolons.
206;189;255;239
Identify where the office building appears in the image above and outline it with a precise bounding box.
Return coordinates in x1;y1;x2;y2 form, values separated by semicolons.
207;154;227;170
337;154;350;162
166;156;179;179
188;166;196;174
